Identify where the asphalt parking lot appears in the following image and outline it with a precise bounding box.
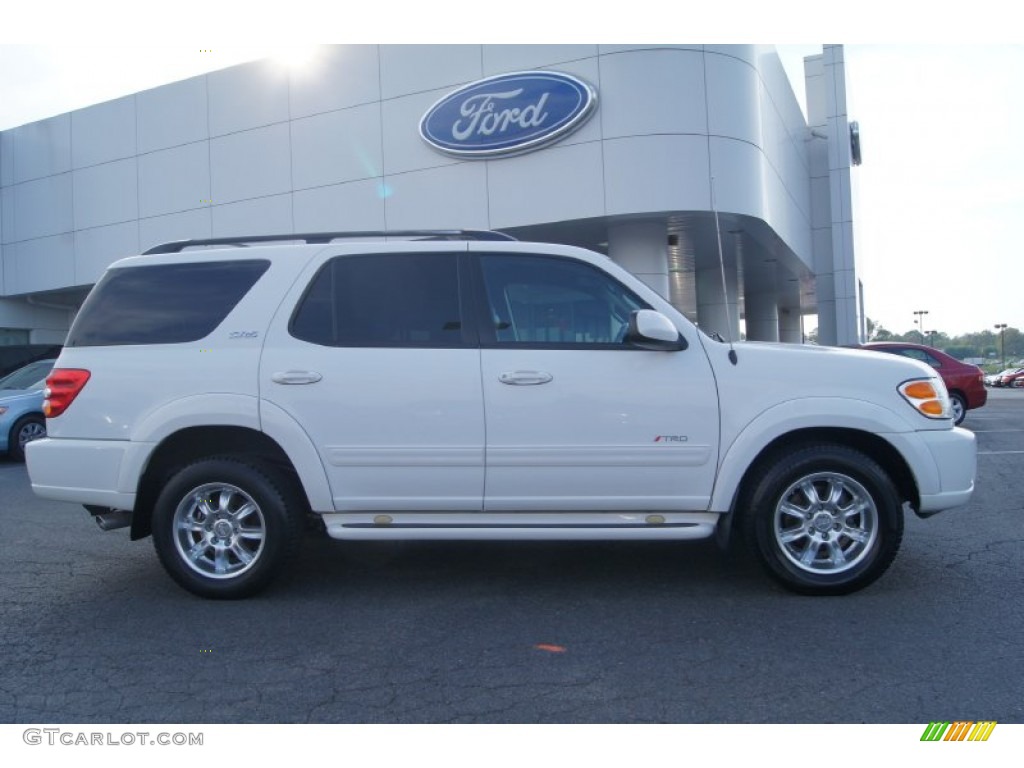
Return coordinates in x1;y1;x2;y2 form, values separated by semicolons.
1;389;1021;724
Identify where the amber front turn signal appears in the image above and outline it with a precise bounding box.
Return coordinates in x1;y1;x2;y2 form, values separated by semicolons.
898;378;951;420
903;381;937;399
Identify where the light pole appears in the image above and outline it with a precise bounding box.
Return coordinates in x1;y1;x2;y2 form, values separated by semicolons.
995;323;1008;369
914;310;929;344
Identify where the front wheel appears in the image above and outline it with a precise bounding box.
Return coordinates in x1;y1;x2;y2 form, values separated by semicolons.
742;444;904;595
950;393;967;425
9;414;46;461
152;458;301;599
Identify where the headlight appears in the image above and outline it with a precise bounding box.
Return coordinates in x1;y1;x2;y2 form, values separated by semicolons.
898;378;952;420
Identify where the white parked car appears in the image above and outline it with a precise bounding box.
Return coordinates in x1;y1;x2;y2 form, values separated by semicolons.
27;231;976;598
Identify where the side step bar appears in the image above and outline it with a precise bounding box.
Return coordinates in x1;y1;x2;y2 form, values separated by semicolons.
321;512;719;541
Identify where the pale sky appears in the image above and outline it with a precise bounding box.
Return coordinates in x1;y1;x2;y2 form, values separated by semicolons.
776;43;1024;338
1;15;1020;338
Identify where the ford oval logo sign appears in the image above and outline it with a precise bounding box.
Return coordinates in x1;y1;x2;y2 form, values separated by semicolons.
420;71;598;158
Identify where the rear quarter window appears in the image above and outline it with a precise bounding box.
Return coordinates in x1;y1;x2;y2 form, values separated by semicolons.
66;260;270;347
890;348;943;369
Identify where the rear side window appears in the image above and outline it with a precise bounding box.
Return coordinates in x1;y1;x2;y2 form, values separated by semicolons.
290;253;467;347
890;348;942;369
67;260;270;347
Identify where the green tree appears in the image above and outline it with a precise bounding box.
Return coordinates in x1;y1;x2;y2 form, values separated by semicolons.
866;317;894;341
854;321;1021;361
1001;327;1023;360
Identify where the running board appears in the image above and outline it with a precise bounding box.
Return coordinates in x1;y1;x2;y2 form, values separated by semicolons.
321;512;718;541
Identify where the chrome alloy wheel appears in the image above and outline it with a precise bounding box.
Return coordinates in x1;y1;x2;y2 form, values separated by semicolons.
173;483;266;579
773;472;879;574
17;420;46;448
951;396;965;425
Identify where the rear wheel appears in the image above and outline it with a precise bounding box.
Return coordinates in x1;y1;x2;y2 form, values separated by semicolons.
9;414;46;461
152;458;301;599
742;444;904;595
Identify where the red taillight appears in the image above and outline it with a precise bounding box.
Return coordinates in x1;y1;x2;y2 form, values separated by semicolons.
43;369;91;418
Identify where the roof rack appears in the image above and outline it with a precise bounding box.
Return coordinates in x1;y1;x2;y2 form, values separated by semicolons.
142;229;517;255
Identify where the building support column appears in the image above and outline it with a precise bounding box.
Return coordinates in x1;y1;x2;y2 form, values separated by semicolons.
695;255;740;342
607;220;669;300
778;305;803;343
744;284;780;342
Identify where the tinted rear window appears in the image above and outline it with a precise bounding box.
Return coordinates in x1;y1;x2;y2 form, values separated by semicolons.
67;260;270;347
289;253;466;347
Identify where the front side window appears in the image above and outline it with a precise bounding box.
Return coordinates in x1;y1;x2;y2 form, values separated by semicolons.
478;254;647;347
290;253;466;348
67;260;270;347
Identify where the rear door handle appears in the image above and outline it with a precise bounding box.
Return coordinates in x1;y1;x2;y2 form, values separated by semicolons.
272;370;323;385
499;370;553;386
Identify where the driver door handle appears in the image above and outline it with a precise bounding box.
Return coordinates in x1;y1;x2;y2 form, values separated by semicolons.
499;370;553;386
272;370;323;385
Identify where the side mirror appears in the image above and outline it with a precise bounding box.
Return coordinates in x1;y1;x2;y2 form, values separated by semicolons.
626;310;687;351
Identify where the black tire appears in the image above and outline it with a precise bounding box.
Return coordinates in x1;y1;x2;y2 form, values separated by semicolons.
741;444;903;595
151;458;301;599
950;392;967;426
9;414;46;462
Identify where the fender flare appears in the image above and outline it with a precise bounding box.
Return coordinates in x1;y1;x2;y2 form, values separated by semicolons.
258;400;333;512
120;394;333;512
709;397;932;514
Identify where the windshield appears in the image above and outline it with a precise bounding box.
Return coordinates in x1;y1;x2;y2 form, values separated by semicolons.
0;361;55;390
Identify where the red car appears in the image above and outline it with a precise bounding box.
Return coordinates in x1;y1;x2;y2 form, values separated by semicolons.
997;367;1024;387
859;342;987;425
1002;370;1024;388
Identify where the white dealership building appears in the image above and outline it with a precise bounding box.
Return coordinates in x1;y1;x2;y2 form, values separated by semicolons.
0;44;861;346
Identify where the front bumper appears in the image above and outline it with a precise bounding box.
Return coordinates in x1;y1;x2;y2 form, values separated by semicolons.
913;426;976;516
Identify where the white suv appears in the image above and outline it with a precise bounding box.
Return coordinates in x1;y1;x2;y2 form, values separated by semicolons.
26;231;976;598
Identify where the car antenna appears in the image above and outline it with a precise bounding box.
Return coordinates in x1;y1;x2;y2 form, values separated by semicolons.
711;177;738;365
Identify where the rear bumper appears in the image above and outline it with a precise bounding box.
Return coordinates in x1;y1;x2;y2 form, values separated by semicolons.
968;385;988;409
26;437;137;509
